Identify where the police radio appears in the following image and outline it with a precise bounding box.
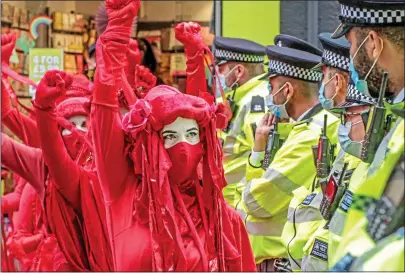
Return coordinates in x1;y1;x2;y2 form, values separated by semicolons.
361;72;388;163
316;115;336;181
320;162;349;220
262;118;283;170
223;89;239;133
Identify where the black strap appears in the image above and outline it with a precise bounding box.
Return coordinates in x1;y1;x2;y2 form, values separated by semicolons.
301;103;324;121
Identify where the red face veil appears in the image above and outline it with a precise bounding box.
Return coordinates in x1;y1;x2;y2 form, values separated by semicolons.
55;97;90;161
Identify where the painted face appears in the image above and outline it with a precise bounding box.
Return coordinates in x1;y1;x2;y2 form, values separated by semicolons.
161;117;200;149
61;115;88;136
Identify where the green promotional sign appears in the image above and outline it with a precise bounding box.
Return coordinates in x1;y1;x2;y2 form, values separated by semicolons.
29;48;64;97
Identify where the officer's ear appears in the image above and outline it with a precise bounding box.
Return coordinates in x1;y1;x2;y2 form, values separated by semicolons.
284;82;294;100
235;64;245;80
335;73;347;94
367;30;384;60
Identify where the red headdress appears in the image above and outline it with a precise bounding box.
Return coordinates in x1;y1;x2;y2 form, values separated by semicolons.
65;74;93;99
122;85;242;271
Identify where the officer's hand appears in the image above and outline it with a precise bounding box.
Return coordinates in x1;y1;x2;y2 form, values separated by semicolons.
253;112;274;152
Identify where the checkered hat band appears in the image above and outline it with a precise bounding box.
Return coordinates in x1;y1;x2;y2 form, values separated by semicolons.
215;48;264;63
268;60;323;82
322;49;349;71
347;84;377;104
340;4;405;25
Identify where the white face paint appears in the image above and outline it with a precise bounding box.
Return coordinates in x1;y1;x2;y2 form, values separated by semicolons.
161;117;200;149
61;115;88;136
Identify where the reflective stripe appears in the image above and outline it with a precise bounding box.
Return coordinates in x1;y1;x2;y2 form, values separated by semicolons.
301;255;328;271
223;135;237;156
262;168;300;196
368;118;402;176
243;180;273;218
329;210;346;236
287;191;324;223
237;208;285;236
289;258;302;271
287;206;323;223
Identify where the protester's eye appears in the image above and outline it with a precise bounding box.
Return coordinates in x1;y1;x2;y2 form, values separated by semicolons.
187;131;198;138
163;134;177;141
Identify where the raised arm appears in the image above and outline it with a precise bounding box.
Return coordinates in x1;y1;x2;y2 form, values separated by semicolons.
1;33;40;148
91;0;140;201
1;133;45;196
1;80;41;148
175;22;208;97
33;71;81;209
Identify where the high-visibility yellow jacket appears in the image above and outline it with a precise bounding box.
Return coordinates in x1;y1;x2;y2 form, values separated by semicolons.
218;74;269;207
280;147;361;271
301;219;329;272
281;187;324;271
240;106;339;263
349;227;404;271
330;117;404;270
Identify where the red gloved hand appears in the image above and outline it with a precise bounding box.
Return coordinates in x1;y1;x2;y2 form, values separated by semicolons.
105;0;140;30
1;78;12;118
34;70;73;110
175;22;205;55
134;65;156;98
1;33;16;65
126;39;142;87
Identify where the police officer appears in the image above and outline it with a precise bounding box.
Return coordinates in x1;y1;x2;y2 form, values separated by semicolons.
350;227;404;271
240;36;340;271
213;36;268;207
328;0;405;269
280;32;358;272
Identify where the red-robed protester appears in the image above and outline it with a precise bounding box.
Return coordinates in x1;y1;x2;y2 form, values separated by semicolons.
1;71;114;271
90;0;256;271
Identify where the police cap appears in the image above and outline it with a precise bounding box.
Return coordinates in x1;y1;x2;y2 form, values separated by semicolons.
274;34;323;57
261;45;323;83
214;36;266;66
313;32;350;72
332;0;405;39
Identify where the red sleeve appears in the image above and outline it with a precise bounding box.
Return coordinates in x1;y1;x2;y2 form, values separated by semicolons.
11;184;43;254
1;177;27;214
1;133;45;197
184;48;208;97
2;109;41;148
35;108;81;209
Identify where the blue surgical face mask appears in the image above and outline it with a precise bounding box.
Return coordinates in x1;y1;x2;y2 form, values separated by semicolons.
267;82;272;93
338;121;364;159
216;65;239;94
349;35;384;98
265;83;290;119
318;75;337;110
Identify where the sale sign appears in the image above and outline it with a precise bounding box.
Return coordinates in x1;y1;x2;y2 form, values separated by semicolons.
29;48;64;97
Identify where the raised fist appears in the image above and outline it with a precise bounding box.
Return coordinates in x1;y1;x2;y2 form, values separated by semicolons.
1;32;17;65
134;65;156;98
106;0;140;27
35;70;73;110
174;22;204;49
